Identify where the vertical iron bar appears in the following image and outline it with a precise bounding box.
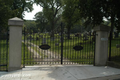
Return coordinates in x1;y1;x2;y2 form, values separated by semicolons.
61;22;63;65
6;27;9;71
2;37;4;70
33;31;34;65
23;27;25;68
35;34;39;64
27;29;28;65
38;32;40;65
109;31;112;61
30;28;32;65
0;34;2;71
94;32;96;66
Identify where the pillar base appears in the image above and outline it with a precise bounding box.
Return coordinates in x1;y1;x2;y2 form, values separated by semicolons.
8;67;22;72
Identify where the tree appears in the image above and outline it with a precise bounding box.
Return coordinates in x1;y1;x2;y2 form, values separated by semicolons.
78;0;120;38
0;0;33;34
24;20;37;33
11;0;33;19
34;0;63;37
0;0;12;33
62;0;80;39
34;12;48;32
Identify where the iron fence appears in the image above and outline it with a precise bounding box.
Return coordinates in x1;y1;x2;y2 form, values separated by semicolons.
109;33;120;63
22;25;95;66
0;30;9;71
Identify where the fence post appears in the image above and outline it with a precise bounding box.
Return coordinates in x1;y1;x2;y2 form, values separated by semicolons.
8;17;24;71
94;24;110;66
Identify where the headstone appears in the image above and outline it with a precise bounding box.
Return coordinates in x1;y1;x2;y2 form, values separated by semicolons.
27;36;33;40
83;33;88;41
51;37;55;41
75;33;81;37
55;43;59;46
116;44;120;48
60;37;64;42
59;33;61;36
36;37;39;40
42;38;46;44
39;35;43;38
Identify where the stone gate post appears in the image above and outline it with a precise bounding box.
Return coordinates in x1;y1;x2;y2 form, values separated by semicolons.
94;25;110;66
8;17;24;71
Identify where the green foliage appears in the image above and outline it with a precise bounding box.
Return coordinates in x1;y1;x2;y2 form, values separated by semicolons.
34;0;63;37
62;0;80;39
34;12;48;32
0;0;12;33
24;20;38;33
78;0;120;31
0;0;33;34
10;0;33;19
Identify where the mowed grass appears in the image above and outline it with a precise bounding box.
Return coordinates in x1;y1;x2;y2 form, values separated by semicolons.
24;33;95;64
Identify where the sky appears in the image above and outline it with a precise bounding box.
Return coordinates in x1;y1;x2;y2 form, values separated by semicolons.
24;4;42;20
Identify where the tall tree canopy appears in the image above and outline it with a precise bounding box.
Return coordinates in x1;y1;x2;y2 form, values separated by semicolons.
78;0;120;37
62;0;80;39
11;0;33;19
34;12;48;32
0;0;33;33
34;0;63;37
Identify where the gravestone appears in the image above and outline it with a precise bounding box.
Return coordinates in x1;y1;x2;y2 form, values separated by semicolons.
60;37;64;42
116;44;120;48
36;37;39;40
42;38;46;44
55;43;59;46
75;33;81;37
39;35;43;38
51;37;55;41
83;33;88;41
27;36;33;40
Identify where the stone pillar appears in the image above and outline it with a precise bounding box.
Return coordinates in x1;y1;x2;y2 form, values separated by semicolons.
94;24;110;66
8;17;24;71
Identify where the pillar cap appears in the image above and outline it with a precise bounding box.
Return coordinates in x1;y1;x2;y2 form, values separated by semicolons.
94;24;110;32
8;17;24;27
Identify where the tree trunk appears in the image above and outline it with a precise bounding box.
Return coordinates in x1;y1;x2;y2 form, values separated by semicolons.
110;8;115;39
67;26;71;39
114;32;119;38
51;21;54;38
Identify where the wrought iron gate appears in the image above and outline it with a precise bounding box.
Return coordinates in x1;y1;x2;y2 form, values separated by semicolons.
109;32;120;63
0;30;9;71
22;24;95;66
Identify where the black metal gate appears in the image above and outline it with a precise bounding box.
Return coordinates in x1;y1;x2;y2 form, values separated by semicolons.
0;30;9;71
22;24;95;66
109;32;120;63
